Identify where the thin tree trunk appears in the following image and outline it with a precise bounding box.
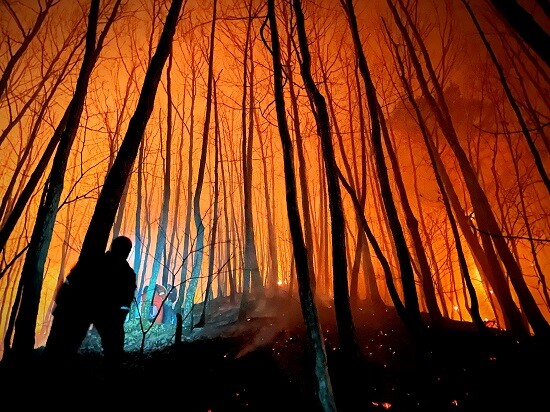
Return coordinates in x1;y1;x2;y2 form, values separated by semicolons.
318;152;330;295
145;43;174;314
174;47;199;317
39;177;75;340
338;170;408;320
220;130;236;303
295;0;360;359
10;0;103;360
164;79;188;306
130;138;145;320
239;1;265;321
342;0;424;334
284;17;316;293
80;0;182;259
256;116;279;295
182;0;216;330
198;78;221;327
379;104;443;325
388;31;487;332
266;1;336;409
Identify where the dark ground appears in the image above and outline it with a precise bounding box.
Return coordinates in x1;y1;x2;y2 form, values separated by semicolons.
1;295;548;411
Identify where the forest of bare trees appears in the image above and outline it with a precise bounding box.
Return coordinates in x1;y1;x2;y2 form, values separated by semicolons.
0;1;548;387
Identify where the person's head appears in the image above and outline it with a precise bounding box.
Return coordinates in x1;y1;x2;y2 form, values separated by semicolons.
110;235;132;259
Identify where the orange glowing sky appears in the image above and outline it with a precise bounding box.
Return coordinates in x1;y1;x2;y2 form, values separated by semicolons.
0;0;548;349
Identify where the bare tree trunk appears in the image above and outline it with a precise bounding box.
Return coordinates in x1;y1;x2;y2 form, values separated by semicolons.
10;0;104;360
39;147;81;339
111;69;137;239
220;131;236;303
321;64;359;304
239;1;265;321
182;0;216;330
266;1;336;409
130;139;145;320
145;43;174;316
337;169;407;316
295;0;360;359
228;153;244;296
174;43;199;317
198;78;221;327
164;78;189;309
80;0;182;258
342;0;424;334
379;104;443;325
350;63;380;309
256;114;279;295
112;180;129;239
406;136;448;317
284;14;316;293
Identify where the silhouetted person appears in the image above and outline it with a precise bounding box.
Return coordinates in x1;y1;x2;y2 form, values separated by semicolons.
43;236;137;374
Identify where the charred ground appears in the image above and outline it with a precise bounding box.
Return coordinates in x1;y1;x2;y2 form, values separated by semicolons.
1;295;548;411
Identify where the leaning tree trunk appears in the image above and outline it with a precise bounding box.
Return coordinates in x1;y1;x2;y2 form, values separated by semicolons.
388;33;487;333
9;0;104;361
338;170;408;322
80;0;182;259
341;0;424;334
321;57;359;303
266;1;336;410
294;0;360;360
39;150;81;339
351;63;386;311
391;0;548;337
378;105;443;326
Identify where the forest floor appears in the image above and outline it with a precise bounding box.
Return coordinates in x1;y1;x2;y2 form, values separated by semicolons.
1;294;548;411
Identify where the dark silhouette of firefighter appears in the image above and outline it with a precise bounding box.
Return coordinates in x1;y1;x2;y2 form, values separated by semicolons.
44;235;137;372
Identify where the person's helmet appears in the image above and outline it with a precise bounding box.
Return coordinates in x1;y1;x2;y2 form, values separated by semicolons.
110;236;132;258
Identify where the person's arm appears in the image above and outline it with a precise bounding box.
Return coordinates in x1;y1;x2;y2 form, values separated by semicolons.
120;267;137;311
